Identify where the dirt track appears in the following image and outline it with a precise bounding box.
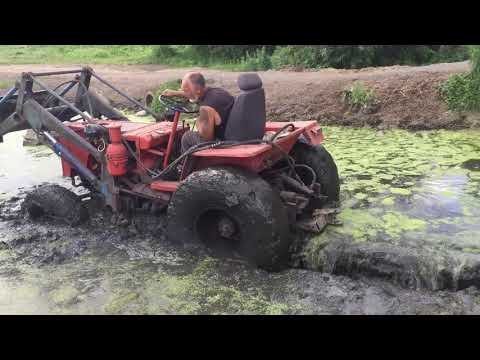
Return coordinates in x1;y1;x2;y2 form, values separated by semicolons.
0;61;472;130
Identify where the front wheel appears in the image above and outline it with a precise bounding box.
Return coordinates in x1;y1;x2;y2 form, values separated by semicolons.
23;184;88;226
166;167;291;271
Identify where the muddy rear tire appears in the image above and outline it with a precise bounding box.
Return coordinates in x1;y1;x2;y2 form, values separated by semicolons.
291;142;340;207
23;184;88;226
166;167;291;271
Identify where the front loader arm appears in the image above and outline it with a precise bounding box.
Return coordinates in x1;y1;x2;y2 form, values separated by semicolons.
0;68;129;142
22;99;103;163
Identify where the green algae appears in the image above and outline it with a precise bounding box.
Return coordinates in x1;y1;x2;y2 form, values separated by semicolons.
390;188;412;196
104;292;141;314
382;197;395;206
141;258;302;315
49;285;80;307
381;212;427;238
0;251;303;315
301;126;480;272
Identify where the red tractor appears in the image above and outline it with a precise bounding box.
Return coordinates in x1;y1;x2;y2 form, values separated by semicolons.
0;67;340;270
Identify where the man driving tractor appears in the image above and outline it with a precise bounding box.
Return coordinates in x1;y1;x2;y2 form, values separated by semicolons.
162;72;234;153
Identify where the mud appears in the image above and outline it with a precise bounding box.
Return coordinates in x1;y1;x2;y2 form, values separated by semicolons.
1;125;480;314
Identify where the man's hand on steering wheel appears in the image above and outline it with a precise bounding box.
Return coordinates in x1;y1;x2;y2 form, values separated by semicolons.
159;95;199;114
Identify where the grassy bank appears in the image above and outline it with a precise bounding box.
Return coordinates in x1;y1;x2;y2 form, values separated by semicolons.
0;45;253;71
0;45;154;65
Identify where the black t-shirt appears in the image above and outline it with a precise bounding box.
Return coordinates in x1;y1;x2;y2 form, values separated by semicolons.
199;87;234;140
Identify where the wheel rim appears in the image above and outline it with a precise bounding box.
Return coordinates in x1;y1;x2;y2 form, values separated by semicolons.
195;209;241;255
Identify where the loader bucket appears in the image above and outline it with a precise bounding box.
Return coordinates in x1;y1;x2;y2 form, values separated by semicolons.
0;87;43;141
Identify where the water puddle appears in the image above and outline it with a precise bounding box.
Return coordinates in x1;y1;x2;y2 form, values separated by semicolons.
0;131;68;198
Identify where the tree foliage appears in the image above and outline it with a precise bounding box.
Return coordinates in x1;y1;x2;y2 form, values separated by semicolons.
150;45;469;70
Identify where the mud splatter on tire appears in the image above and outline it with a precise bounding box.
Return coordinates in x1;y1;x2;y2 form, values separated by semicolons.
166;167;291;272
22;184;88;226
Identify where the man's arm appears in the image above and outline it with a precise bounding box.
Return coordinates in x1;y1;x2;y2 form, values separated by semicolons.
196;106;220;141
162;89;188;97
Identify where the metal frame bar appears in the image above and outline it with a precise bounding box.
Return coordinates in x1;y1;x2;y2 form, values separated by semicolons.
75;68;91;109
18;68;160;120
89;70;160;119
0;86;17;107
27;74;95;123
30;69;84;77
59;80;78;98
22;99;103;163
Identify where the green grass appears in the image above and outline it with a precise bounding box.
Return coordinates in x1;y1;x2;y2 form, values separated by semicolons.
0;45;259;71
0;80;13;89
0;45;155;65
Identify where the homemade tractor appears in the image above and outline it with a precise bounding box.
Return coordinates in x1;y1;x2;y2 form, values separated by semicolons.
0;67;340;270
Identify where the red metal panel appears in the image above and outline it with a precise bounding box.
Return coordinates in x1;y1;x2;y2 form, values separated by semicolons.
194;155;267;173
190;122;310;172
57;127;91;177
163;111;181;169
192;144;272;158
123;121;185;150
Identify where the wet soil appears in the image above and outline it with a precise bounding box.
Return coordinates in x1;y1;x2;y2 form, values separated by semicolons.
0;62;472;130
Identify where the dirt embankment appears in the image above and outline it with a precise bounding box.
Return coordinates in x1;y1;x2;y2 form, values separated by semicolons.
0;61;473;130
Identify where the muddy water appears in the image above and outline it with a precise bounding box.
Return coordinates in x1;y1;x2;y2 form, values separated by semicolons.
0;131;67;199
1;127;480;314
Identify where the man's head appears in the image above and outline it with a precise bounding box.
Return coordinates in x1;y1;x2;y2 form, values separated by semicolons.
181;72;206;101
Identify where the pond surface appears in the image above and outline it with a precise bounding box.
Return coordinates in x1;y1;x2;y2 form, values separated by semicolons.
1;126;480;314
0;131;65;199
316;127;480;252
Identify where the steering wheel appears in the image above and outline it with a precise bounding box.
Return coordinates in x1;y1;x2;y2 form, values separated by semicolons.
159;95;199;114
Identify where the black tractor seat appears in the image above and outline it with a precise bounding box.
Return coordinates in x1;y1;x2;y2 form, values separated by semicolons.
224;73;266;142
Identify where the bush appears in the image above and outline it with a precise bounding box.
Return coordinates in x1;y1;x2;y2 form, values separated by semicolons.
151;45;178;62
146;45;470;71
470;45;480;77
190;45;275;63
342;82;376;110
440;74;480;112
239;47;272;71
325;46;376;69
439;45;480;112
271;46;326;69
431;45;470;64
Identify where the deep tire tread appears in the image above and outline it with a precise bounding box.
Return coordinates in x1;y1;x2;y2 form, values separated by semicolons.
23;184;88;226
167;166;291;271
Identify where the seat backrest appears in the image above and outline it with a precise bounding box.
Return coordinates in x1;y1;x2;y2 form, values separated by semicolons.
224;73;266;141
